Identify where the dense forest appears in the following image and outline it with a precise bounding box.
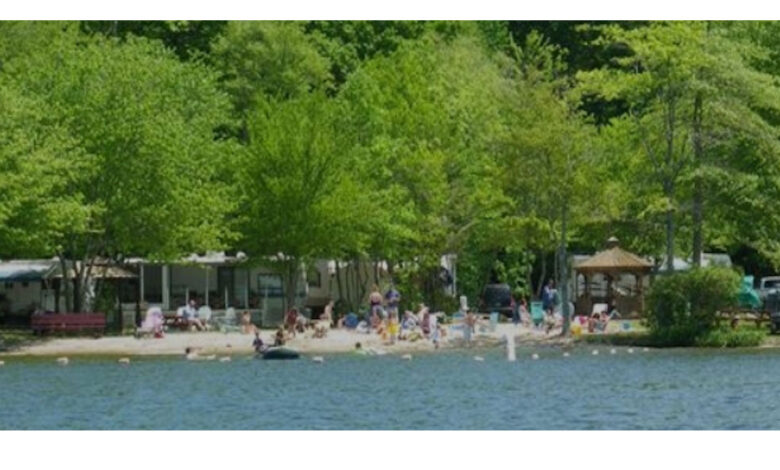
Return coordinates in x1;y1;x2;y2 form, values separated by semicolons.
1;21;780;314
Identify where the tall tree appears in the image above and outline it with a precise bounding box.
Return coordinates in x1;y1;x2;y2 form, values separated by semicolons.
578;22;780;271
1;30;234;311
210;21;332;141
499;31;599;333
237;91;359;311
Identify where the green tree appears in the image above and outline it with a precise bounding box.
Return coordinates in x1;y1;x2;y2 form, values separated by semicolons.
1;31;235;312
339;33;510;309
210;21;332;140
499;31;600;332
237;91;359;311
578;22;780;272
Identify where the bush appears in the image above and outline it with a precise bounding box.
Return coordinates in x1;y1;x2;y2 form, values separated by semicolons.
694;327;765;348
646;267;741;344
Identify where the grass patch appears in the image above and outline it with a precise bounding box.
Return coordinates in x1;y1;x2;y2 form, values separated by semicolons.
694;326;766;348
0;329;37;352
579;331;656;347
578;325;768;348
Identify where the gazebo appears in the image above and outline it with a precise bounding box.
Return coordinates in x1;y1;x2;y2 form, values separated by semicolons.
574;237;653;316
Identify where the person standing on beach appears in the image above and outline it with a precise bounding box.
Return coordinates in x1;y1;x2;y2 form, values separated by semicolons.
368;285;383;329
464;309;476;343
385;284;401;318
285;307;299;337
542;279;556;317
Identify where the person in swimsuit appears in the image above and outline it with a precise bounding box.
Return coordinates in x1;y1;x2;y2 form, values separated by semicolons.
369;285;383;325
285;307;298;337
464;310;477;343
274;328;286;346
421;309;431;337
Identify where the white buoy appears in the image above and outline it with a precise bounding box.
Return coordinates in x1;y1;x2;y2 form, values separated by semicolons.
312;356;324;363
592;350;599;356
401;354;412;361
531;353;540;360
627;348;634;354
0;360;5;366
219;356;232;363
643;347;650;352
474;356;484;362
506;334;516;362
118;357;130;364
56;357;69;365
610;348;617;355
562;352;570;358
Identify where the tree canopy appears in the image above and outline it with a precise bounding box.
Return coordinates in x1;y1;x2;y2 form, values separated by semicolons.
3;20;780;314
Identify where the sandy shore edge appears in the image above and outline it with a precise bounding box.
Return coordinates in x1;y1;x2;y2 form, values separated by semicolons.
1;324;573;357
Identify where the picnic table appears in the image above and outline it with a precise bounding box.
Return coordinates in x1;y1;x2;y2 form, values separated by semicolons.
163;313;190;330
717;309;771;328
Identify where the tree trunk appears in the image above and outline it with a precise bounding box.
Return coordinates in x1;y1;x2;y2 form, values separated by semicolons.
283;260;298;313
335;261;345;310
663;90;678;273
344;262;353;312
665;206;675;273
559;204;571;336
58;255;73;312
691;91;704;268
536;250;547;299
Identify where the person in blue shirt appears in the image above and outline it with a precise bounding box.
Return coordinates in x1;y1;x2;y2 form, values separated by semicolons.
542;279;557;317
385;285;401;317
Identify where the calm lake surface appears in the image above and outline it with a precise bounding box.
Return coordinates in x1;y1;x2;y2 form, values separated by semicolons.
1;347;779;429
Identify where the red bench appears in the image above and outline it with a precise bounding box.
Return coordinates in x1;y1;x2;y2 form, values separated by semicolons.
31;313;107;336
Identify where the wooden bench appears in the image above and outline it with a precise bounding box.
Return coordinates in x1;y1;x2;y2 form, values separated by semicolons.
31;313;107;336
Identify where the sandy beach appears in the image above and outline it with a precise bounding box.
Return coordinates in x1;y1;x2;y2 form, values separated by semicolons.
2;323;572;357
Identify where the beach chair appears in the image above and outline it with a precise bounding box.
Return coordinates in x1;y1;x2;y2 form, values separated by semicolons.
449;312;465;334
217;307;240;333
198;306;212;322
136;307;164;338
592;303;609;315
530;302;545;328
489;312;499;332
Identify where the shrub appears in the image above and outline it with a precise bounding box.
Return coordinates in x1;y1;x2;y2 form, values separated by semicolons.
694;327;765;348
646;267;741;344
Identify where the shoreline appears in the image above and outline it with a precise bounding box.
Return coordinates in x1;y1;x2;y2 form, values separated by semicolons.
5;323;776;358
1;324;573;358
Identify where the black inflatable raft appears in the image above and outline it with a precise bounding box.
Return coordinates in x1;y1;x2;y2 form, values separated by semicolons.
259;347;300;360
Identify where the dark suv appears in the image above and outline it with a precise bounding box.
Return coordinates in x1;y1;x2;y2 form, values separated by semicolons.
479;283;513;316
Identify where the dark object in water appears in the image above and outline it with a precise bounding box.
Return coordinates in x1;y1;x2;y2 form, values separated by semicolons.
259;347;300;360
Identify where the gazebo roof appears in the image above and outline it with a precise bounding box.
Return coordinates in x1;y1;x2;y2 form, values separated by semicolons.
575;237;653;274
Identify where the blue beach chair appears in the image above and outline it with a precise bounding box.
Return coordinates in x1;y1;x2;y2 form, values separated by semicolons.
530;302;545;328
489;312;499;332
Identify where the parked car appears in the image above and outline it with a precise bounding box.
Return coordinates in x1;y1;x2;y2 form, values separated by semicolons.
479;283;513;316
767;289;780;334
759;276;780;304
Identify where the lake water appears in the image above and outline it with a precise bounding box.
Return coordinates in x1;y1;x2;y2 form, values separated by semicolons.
1;347;779;429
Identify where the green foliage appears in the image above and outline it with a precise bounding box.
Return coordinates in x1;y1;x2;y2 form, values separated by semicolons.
694;327;765;348
211;21;331;123
0;26;235;311
3;20;780;320
646;267;740;344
